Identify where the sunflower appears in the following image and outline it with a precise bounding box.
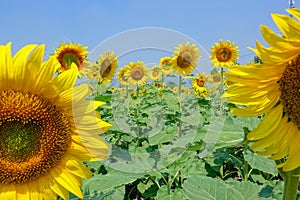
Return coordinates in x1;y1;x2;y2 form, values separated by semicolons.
54;42;88;76
125;61;148;86
97;51;118;84
159;56;174;75
173;87;178;93
149;65;162;81
0;43;110;199
224;8;300;172
211;73;221;83
192;74;209;98
210;40;239;68
117;66;130;86
192;73;206;92
171;42;200;75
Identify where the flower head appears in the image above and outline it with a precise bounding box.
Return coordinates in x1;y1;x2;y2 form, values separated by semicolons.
192;73;209;98
224;8;300;172
149;65;162;81
171;42;200;75
117;66;130;86
0;43;110;199
97;51;118;84
210;40;239;68
55;42;88;73
160;56;174;75
124;61;148;86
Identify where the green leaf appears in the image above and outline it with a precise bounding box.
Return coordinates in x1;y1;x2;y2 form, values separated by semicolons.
103;187;125;200
81;187;125;200
183;175;268;200
156;185;184;200
198;115;260;158
163;93;180;112
137;181;152;194
82;174;132;194
226;179;271;200
244;149;277;176
104;151;158;174
216;115;260;149
148;126;176;145
251;174;267;184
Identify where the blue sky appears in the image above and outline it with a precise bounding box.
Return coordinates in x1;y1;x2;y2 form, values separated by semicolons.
0;0;290;72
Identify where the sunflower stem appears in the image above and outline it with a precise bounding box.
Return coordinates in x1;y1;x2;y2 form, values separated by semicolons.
178;75;182;136
161;74;165;89
135;84;141;138
219;67;224;115
125;85;129;97
282;170;299;200
178;75;182;96
136;84;139;97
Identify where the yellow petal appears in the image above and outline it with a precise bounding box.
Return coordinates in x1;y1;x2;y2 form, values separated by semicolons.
35;56;59;91
247;104;283;140
45;175;69;200
260;25;300;50
282;129;300;171
62;153;92;178
12;44;38;90
272;13;300;40
16;183;30;200
27;178;43;200
286;8;300;20
0;184;16;200
268;124;295;160
0;43;13;90
25;45;45;91
52;63;78;92
94;100;106;109
231;92;279;117
253;116;289;152
256;41;298;65
50;167;83;199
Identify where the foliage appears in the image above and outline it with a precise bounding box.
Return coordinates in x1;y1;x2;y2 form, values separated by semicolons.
67;82;287;200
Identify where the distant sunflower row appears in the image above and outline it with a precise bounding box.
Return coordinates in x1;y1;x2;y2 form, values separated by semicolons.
53;39;238;86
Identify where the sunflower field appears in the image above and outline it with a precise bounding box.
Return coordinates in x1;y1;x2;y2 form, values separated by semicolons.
1;7;300;200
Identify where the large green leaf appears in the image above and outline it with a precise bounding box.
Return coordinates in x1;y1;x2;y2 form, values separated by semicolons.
226;179;272;200
244;149;277;176
197;115;260;158
82;174;132;194
82;167;144;199
215;115;260;149
182;175;269;200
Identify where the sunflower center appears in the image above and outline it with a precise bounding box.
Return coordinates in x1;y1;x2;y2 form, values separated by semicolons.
278;56;300;126
197;79;205;87
0;121;40;162
161;59;170;65
216;48;232;62
152;70;159;77
163;64;172;70
177;53;192;69
0;90;71;184
212;74;221;82
130;68;144;81
100;60;112;77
